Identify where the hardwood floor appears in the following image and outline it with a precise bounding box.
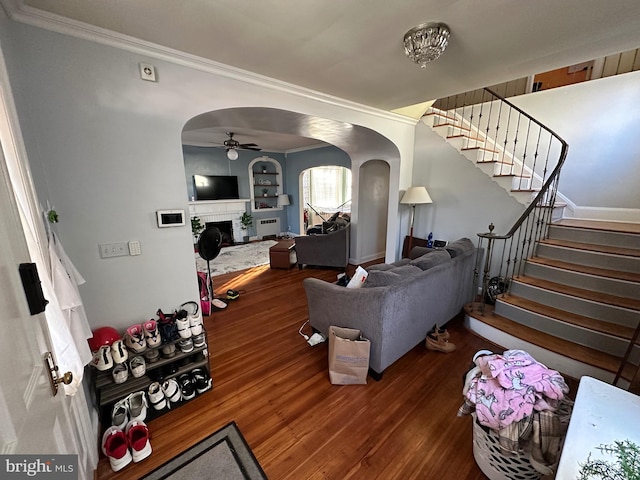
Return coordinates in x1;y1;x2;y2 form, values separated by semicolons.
96;264;510;479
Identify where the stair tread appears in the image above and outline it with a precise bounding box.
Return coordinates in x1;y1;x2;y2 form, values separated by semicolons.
513;276;640;312
494;173;531;178
528;255;640;283
462;146;499;153
498;294;637;340
433;122;470;131
465;304;635;377
540;238;640;258
553;219;640;235
447;134;486;142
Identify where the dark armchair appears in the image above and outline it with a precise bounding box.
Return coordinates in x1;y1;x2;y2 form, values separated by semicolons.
295;223;350;269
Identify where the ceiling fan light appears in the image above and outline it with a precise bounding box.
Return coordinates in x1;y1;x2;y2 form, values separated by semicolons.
227;148;239;160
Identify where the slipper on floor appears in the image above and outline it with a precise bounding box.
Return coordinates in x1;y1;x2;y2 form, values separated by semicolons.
211;298;228;310
226;289;240;300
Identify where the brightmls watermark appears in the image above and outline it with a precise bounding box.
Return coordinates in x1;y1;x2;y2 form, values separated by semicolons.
1;455;77;479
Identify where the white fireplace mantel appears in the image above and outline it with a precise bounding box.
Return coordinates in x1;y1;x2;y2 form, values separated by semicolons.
188;199;250;241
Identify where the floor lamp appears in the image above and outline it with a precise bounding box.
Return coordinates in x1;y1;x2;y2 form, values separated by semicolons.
400;186;433;256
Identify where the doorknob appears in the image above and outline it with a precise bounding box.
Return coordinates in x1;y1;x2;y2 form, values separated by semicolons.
43;351;73;396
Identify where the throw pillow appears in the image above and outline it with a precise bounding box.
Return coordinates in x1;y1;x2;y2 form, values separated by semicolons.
388;265;422;276
445;238;475;258
364;270;401;287
367;263;393;271
410;249;451;270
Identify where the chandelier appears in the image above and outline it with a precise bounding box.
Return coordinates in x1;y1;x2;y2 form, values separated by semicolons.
403;22;450;68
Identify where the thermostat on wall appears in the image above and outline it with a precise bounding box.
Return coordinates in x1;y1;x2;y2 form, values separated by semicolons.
156;210;185;228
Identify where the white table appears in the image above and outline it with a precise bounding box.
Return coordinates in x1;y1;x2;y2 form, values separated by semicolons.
556;376;640;478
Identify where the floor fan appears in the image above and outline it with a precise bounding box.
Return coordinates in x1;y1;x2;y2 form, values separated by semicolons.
197;227;226;311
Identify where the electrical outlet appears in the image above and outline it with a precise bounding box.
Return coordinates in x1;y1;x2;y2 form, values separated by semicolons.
128;240;141;256
99;242;129;259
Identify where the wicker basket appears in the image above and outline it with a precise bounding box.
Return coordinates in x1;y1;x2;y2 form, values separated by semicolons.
472;414;541;480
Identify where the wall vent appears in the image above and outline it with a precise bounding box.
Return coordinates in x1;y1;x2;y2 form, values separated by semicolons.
256;217;280;239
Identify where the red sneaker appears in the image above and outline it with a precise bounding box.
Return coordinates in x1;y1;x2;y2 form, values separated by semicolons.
102;426;132;472
126;420;152;463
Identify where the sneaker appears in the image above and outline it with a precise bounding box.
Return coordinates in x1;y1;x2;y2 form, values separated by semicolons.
112;363;128;384
125;420;152;463
142;320;161;348
111;339;129;364
130;356;146;378
162;378;181;405
102;426;132;472
425;332;456;353
161;343;176;358
144;348;160;364
192;332;206;349
127;391;147;422
427;324;450;341
178;337;194;354
189;311;203;336
111;398;129;429
125;324;147;353
176;315;191;339
178;373;196;400
148;382;167;411
191;368;212;394
92;345;113;371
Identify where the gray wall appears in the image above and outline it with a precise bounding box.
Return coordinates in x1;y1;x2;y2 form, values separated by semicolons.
1;20;412;332
411;121;525;243
510;71;640;210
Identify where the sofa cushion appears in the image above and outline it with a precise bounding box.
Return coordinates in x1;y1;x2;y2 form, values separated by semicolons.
367;263;394;272
364;265;421;288
409;249;450;270
409;246;432;260
445;238;475;258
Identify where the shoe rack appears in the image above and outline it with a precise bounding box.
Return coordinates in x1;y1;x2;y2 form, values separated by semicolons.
92;333;211;425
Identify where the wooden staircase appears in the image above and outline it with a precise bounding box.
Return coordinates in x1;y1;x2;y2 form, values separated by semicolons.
466;219;640;389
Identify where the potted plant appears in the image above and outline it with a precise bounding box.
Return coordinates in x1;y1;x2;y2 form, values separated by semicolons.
262;188;269;197
191;216;204;247
240;212;253;242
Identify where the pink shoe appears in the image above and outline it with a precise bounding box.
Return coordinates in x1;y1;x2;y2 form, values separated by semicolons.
142;320;161;348
126;420;152;463
125;324;147;353
102;426;132;472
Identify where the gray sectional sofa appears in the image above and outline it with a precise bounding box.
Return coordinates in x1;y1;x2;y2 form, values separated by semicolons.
303;238;477;378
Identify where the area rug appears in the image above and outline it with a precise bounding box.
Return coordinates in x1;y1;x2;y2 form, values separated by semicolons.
195;240;277;276
142;421;267;480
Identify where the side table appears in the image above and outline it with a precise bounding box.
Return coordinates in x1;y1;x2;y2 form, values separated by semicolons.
269;239;296;269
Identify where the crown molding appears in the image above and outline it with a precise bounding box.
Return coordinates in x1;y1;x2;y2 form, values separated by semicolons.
1;1;416;127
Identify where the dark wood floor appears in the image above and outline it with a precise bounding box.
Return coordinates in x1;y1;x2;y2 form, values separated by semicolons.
96;263;512;479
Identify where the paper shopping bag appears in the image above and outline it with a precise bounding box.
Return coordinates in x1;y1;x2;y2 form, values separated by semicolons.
328;326;370;385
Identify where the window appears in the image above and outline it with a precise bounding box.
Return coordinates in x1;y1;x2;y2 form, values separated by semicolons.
302;166;351;229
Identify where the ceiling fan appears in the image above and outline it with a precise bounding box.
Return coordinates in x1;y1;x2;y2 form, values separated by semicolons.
220;132;261;160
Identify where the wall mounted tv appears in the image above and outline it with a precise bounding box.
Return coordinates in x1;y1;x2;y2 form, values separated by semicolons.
193;175;239;200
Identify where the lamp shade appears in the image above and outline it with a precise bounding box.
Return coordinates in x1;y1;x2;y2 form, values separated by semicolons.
278;194;290;206
400;186;432;205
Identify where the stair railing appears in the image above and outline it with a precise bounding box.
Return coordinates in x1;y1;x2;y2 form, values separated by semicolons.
444;88;570;311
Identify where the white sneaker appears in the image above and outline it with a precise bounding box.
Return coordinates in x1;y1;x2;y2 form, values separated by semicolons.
125;324;147;353
129;356;146;378
142;320;161;348
111;398;129;429
162;379;181;405
148;382;167;411
112;363;128;384
102;426;132;472
111;339;128;364
126;420;152;463
176;316;191;339
127;391;147;422
92;345;113;371
192;332;206;348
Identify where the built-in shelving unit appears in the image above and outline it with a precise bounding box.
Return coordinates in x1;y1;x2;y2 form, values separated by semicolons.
249;156;283;212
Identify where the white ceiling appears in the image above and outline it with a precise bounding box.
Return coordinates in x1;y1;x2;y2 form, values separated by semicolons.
12;0;640;151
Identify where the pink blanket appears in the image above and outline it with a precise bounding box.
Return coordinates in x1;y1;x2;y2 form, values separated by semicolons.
465;350;569;430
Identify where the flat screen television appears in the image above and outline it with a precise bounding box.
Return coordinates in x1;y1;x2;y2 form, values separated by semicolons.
193;175;239;200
